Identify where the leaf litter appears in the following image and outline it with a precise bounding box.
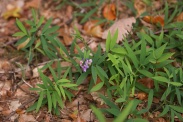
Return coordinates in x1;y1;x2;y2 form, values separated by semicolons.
0;0;182;122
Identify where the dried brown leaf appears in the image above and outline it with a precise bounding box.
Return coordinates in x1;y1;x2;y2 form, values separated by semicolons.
18;114;36;122
2;7;21;19
138;77;154;89
134;0;146;16
25;0;41;9
84;20;103;38
102;17;136;43
103;3;116;20
135;92;147;100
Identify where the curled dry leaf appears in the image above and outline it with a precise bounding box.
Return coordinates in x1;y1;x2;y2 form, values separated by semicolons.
138;77;154;89
135;92;147;100
102;17;136;43
2;7;21;19
83;20;103;38
134;0;146;16
17;38;30;50
142;15;164;27
103;3;116;20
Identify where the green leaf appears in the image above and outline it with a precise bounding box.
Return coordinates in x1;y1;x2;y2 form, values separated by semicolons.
16;18;27;34
55;92;64;108
115;98;125;103
80;7;98;24
106;108;120;117
47;90;52;112
96;65;108;79
140;32;153;45
36;91;44;112
123;41;139;68
48;64;58;81
100;94;119;109
110;29;118;50
37;16;44;28
12;32;26;37
61;83;77;88
63;67;71;79
29;88;41;91
91;105;106;122
154;43;167;59
54;85;61;97
157;53;174;63
137;90;153;114
59;86;66;100
152;76;182;86
106;31;111;53
175;88;181;105
111;47;127;55
159;105;169;117
42;18;52;33
90;81;104;92
169;105;183;113
140;39;146;64
31;9;37;23
52;92;57;109
76;72;89;85
113;100;134;122
139;70;153;77
57;79;71;84
44;26;59;34
92;66;97;84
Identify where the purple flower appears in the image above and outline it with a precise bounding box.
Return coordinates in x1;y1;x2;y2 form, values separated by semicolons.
80;59;92;72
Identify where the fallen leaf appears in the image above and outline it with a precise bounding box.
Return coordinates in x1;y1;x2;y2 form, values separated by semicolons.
25;0;41;9
88;41;98;52
142;15;164;27
134;0;146;16
138;77;154;89
102;17;136;43
16;108;25;115
135;92;147;100
84;20;103;38
0;80;11;98
103;3;116;20
175;12;183;22
0;60;11;71
60;26;73;46
9;100;21;111
18;114;36;122
2;7;21;19
81;109;94;122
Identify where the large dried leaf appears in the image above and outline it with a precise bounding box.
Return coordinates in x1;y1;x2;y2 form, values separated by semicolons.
102;17;136;43
84;20;103;38
134;0;146;16
2;7;21;19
